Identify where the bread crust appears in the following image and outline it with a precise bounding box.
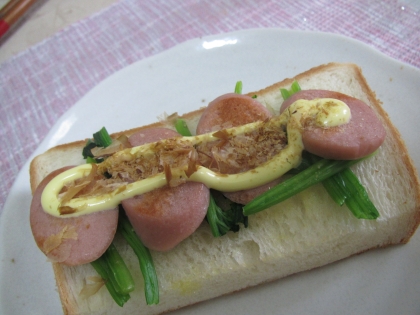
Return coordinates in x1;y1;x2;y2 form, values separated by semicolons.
29;62;420;315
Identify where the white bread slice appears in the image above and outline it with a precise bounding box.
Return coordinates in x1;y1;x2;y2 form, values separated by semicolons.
29;63;420;315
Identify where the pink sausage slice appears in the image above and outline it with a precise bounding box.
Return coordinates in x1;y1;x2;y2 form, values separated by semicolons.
223;179;283;205
30;167;118;266
122;128;210;252
196;93;278;204
280;90;386;160
196;93;272;134
128;128;181;144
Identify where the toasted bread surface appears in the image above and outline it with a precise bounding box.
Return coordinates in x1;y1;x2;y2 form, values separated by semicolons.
29;63;420;315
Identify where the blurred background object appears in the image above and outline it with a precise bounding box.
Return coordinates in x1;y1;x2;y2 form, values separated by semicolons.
0;0;117;63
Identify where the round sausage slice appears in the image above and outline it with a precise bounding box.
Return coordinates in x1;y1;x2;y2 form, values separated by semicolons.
280;90;386;160
122;128;210;252
223;179;283;205
128;127;181;144
196;93;279;204
196;93;272;134
30;167;119;266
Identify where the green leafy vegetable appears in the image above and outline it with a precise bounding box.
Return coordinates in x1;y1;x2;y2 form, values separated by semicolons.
280;80;301;100
86;156;96;164
174;119;192;136
82;127;113;162
90;244;133;307
82;139;97;159
234;81;243;94
93;126;113;147
243;157;363;216
102;243;135;295
86;156;104;164
307;154;379;219
118;209;159;305
206;190;248;237
321;174;347;206
330;168;379;219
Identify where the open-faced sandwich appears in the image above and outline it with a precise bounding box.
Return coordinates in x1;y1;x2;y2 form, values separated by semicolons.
29;62;420;315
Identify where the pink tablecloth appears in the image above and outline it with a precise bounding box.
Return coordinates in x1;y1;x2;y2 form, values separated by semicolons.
1;0;419;213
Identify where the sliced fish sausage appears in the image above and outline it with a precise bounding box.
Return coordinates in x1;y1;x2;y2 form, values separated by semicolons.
122;128;210;252
30;167;119;266
196;93;273;134
128;127;181;144
223;179;283;205
196;93;279;204
280;90;386;160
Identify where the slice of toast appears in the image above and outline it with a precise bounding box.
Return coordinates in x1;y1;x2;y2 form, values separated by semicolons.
29;63;420;315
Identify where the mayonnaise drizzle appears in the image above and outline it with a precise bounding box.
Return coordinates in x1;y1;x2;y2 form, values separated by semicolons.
41;98;350;217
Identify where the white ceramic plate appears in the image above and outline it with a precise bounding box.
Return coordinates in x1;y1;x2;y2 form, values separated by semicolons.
1;28;419;315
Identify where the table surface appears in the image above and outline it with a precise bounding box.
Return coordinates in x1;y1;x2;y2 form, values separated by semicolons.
0;0;118;63
1;0;420;213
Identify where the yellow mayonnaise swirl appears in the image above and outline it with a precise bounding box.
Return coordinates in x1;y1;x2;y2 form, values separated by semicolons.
41;98;350;217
